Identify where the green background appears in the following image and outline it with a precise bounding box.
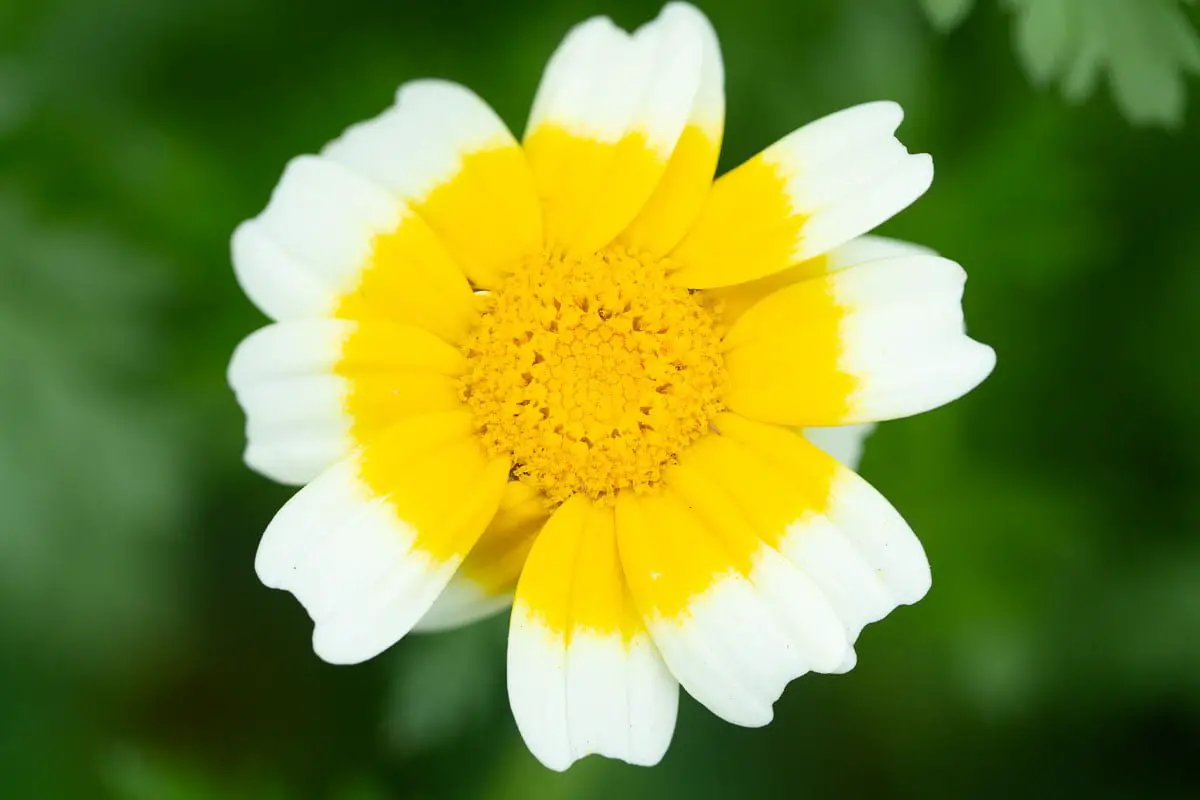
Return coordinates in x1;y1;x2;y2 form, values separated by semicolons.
2;0;1199;796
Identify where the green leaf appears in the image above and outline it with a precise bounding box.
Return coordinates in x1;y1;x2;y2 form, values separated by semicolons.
919;0;976;32
1005;0;1200;127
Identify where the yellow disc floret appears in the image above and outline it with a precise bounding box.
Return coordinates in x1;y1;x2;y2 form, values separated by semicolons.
462;246;727;505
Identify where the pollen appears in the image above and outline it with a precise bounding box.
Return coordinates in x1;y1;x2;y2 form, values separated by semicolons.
461;246;727;505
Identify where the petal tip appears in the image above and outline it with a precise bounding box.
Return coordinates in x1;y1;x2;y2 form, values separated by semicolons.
312;624;386;666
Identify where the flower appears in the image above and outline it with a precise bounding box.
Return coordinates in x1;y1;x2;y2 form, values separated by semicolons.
228;2;994;771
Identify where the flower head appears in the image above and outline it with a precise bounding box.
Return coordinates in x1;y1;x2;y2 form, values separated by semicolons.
229;2;994;771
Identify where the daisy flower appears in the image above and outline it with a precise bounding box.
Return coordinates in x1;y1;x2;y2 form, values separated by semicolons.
228;2;994;771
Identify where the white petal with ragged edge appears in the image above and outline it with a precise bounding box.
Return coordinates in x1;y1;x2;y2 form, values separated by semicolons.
682;1;723;134
642;591;774;727
834;255;995;422
509;623;678;771
564;632;677;767
825;466;931;606
238;374;345;432
620;3;724;255
527;15;631;141
524;4;710;252
803;423;875;470
706;236;937;330
244;436;348;488
788;136;912;211
831;648;858;674
630;3;710;155
650;565;843;727
230;320;357;483
759;102;934;262
255;419;508;664
776;514;893;642
723;252;994;426
528;6;706;150
324;80;511;199
255;456;383;594
792;154;933;262
672;440;887;649
710;414;931;643
231;224;330;320
674;423;898;653
744;546;852;675
779;101;904;165
229;319;464;485
239;374;351;484
508;614;571;769
228;320;353;387
233;157;401;321
616;491;849;729
508;498;677;770
827;234;936;269
255;457;452;664
622;634;679;762
322;79;540;288
670;103;932;289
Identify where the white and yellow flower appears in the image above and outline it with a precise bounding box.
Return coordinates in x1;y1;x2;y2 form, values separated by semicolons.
229;2;994;771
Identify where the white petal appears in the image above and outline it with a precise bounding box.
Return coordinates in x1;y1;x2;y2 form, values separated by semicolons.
705;235;939;329
777;514;894;642
231;223;331;321
529;7;708;151
619;2;725;255
834;255;996;421
411;580;512;633
826;234;937;268
524;3;714;252
724;253;995;426
826;467;931;605
228;320;465;484
527;16;629;140
714;413;931;612
322;79;541;288
670;434;893;646
239;374;352;484
672;102;933;288
507;498;678;770
507;614;572;768
254;413;509;664
777;101;904;165
793;154;934;262
234;157;403;321
616;489;850;728
324;80;513;198
229;320;356;483
802;423;876;470
645;562;845;727
509;621;677;771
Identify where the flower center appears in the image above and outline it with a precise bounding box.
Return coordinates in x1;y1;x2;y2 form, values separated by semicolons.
461;246;727;505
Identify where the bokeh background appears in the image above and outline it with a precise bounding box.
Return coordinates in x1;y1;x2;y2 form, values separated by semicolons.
3;0;1199;796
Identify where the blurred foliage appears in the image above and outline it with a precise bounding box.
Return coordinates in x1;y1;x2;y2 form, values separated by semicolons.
1;0;1199;797
920;0;976;32
0;195;186;673
921;0;1200;126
